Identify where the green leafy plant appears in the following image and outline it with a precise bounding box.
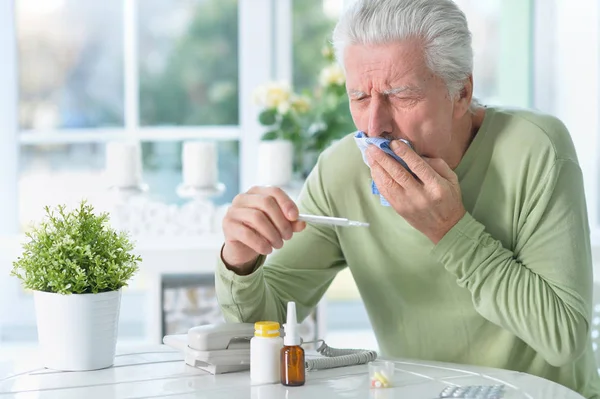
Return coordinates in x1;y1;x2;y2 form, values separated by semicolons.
251;41;356;178
305;42;355;154
11;201;141;295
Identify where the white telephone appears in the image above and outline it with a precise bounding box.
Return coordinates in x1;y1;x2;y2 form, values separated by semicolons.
163;323;257;374
163;322;378;375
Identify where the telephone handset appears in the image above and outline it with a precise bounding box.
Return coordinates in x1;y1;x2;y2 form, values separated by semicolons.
163;322;377;375
163;323;256;374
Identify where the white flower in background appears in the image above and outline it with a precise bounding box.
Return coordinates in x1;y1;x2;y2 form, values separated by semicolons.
319;64;346;87
252;81;292;109
277;101;291;115
291;95;311;114
252;85;267;105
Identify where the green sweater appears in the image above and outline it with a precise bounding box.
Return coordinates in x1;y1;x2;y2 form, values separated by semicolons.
215;106;600;398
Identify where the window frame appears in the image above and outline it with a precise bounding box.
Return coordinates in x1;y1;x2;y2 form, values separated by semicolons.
0;0;18;236
3;0;280;236
0;0;281;343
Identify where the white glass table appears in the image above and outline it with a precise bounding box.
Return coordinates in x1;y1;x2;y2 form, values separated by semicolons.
0;345;585;398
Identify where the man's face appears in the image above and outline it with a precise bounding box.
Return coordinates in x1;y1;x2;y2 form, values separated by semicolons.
344;41;459;159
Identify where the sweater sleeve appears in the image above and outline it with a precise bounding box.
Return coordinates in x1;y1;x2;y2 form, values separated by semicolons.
431;159;593;367
215;158;346;325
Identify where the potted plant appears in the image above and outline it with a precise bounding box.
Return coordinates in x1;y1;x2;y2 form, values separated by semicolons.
252;81;311;187
10;200;141;371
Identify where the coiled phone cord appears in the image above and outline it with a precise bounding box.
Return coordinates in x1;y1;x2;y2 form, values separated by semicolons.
302;339;378;371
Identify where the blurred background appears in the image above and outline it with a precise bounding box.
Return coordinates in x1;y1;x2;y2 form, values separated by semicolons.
1;0;599;358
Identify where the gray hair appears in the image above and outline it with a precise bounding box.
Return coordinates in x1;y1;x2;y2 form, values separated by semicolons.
332;0;478;110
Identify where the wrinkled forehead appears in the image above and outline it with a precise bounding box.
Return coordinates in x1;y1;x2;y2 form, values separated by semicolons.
343;42;433;88
342;40;428;68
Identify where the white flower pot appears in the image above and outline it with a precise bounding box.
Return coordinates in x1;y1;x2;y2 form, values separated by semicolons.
257;140;293;187
33;289;122;371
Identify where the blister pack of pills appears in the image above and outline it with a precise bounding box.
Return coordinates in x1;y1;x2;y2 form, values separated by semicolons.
439;384;505;398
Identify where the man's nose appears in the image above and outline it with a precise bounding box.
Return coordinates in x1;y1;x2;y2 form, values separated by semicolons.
367;97;393;138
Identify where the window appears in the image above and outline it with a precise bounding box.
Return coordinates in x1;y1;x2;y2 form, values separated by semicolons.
454;0;532;108
292;0;340;93
17;0;125;130
1;0;273;344
138;0;239;127
16;0;245;231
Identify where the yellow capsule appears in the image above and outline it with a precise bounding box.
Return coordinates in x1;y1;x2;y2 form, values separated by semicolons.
374;371;389;385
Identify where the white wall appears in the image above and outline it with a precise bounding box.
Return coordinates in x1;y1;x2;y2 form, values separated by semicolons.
537;0;600;277
549;0;600;240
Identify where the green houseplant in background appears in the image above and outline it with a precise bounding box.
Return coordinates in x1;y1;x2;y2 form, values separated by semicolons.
303;43;356;176
251;43;356;183
11;200;141;371
253;81;311;186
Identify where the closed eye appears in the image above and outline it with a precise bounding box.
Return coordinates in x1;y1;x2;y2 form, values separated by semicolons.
394;96;419;102
384;86;424;103
391;95;421;107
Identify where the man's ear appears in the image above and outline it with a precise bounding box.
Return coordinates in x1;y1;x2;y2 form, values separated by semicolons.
453;75;473;119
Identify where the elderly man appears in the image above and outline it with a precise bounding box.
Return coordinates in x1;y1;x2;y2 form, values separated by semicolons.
215;0;600;396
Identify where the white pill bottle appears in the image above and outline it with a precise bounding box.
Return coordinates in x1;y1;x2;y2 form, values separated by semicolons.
250;321;283;384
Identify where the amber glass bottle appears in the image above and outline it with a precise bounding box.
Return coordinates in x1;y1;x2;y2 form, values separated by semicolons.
281;301;306;386
280;344;305;386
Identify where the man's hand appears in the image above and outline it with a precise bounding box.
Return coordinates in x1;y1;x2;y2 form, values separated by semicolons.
222;186;306;274
366;140;466;244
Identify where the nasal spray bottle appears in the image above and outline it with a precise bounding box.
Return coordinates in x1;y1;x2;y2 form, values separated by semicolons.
280;301;305;386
